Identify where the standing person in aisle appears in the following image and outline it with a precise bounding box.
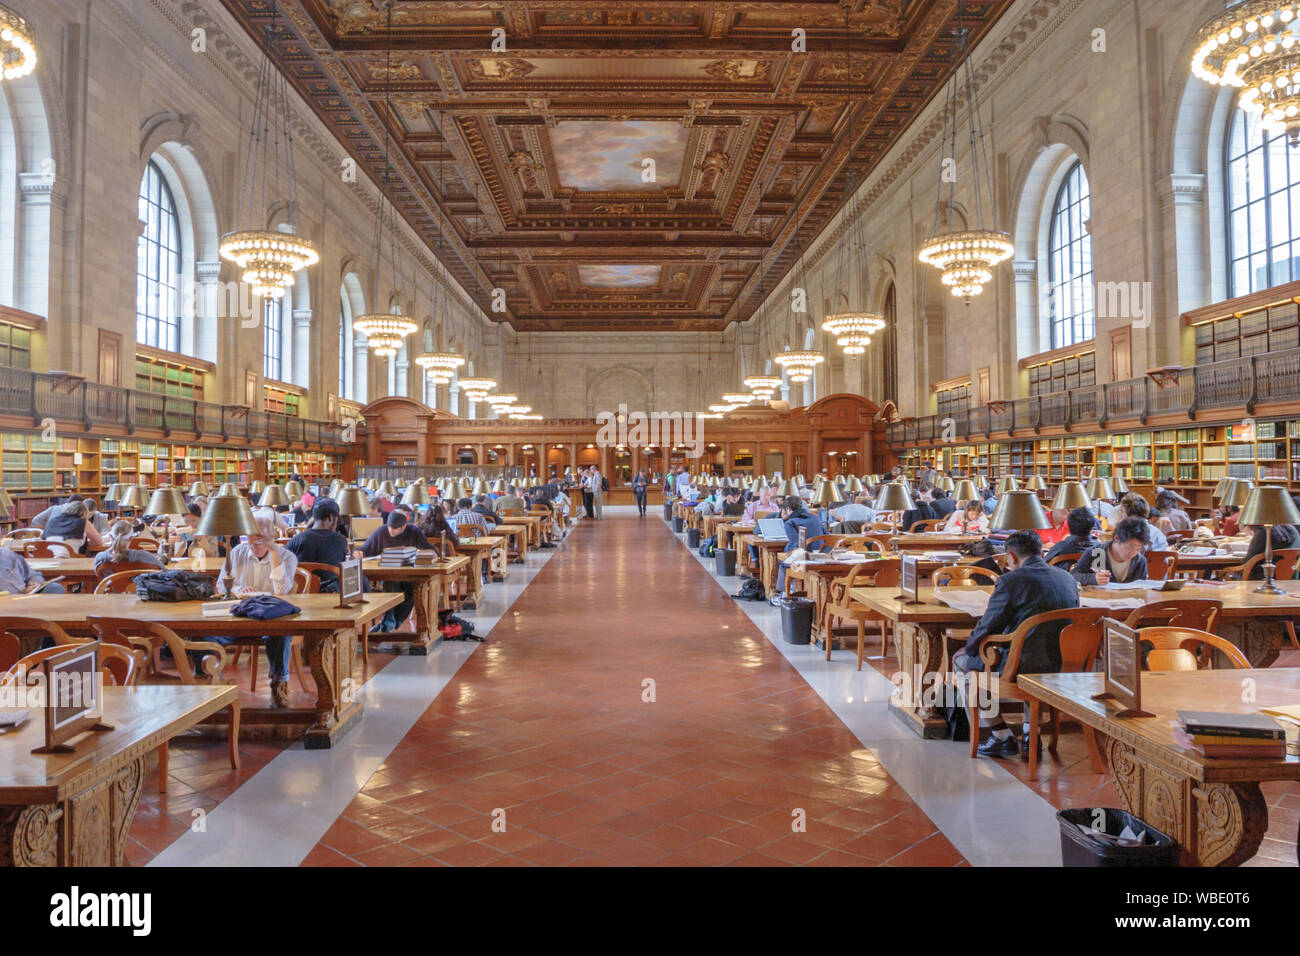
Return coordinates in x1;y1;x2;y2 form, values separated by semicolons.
593;467;606;519
581;466;596;518
632;469;649;517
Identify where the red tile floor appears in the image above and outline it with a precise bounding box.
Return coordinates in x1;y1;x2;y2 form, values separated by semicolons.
126;511;1300;866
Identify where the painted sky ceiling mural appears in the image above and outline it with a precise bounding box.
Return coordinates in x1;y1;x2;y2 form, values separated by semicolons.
219;0;1017;332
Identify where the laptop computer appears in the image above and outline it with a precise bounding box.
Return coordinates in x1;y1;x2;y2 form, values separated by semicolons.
756;517;787;541
350;516;383;543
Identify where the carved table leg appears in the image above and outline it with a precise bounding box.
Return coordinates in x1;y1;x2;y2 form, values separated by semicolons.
1105;734;1268;866
406;579;436;656
0;804;63;866
303;628;362;749
888;622;949;738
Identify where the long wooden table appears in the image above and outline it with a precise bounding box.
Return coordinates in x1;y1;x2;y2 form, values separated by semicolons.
848;581;1300;738
1019;669;1300;867
492;524;529;563
0;592;399;748
0;684;238;866
361;555;470;654
452;535;508;604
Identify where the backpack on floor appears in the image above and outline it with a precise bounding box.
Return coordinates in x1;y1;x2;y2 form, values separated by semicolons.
732;577;765;601
698;535;716;557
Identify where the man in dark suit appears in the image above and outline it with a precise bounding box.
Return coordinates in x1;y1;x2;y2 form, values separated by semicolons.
953;530;1080;758
930;488;956;520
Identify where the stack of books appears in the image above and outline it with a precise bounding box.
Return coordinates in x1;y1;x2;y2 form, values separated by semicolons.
414;550;438;566
1176;710;1286;758
379;547;417;567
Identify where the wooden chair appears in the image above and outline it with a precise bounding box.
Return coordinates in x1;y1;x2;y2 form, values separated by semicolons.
1047;551;1081;567
933;565;998;586
1138;626;1251;671
296;561;339;592
457;524;483;539
829;535;884;553
94;569;149;594
869;521;896;532
1122;598;1222;634
821;559;902;668
1;639;137;689
22;540;71;559
87;617;240;792
94;558;161;581
10;528;41;540
1145;550;1179;581
498;508;523;518
909;518;946;532
965;607;1111;777
1222;547;1300;581
0;617;82;659
128;536;160;552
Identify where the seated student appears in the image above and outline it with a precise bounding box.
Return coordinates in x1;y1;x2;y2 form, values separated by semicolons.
942;500;990;535
743;488;775;522
417;503;460;551
953;530;1080;758
930;488;957;520
496;485;526;513
28;501;61;530
1154;490;1193;533
94;519;166;576
770;495;826;601
901;491;937;532
471;494;501;527
1045;507;1100;563
1118;493;1168;551
288;496;311;527
1219;504;1241;537
286;499;351;592
42;500;105;555
1070;516;1151;585
356;510;432;633
830;496;874;526
171;503;223;558
212;512;299;708
0;546;64;594
83;499;111;535
721;488;746;517
1240;519;1300;579
981;488;997;516
449;496;492;535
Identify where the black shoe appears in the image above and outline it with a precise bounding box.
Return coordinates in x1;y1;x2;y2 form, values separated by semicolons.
976;733;1020;758
1019;731;1043;761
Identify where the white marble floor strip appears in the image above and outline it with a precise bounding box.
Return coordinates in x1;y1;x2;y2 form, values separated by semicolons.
149;531;570;867
663;509;1063;866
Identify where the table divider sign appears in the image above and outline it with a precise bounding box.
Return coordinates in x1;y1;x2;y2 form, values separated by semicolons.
1092;618;1154;718
898;554;921;605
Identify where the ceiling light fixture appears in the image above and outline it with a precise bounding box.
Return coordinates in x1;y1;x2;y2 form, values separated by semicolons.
0;7;37;81
774;349;824;384
1192;2;1300;144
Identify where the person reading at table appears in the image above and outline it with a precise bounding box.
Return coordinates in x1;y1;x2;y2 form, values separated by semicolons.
721;488;745;517
213;512;299;708
0;547;64;594
286;499;351;592
94;519;166;576
1218;504;1240;537
1069;516;1150;585
1239;518;1300;579
356;509;432;634
942;500;990;535
953;530;1080;759
1118;493;1168;551
1045;507;1099;564
769;496;826;602
42;500;104;555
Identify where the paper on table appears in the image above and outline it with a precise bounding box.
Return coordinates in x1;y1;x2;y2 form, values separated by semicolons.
1080;596;1146;610
1259;704;1300;727
933;588;991;617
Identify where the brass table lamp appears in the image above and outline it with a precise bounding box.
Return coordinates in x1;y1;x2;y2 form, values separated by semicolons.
1240;486;1300;594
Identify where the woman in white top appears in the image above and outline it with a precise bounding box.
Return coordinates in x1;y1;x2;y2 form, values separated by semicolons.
212;512;298;707
942;500;991;534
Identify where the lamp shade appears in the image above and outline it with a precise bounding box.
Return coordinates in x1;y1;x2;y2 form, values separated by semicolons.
119;485;150;510
1110;475;1130;495
195;494;259;538
996;476;1020;494
775;478;800;497
1051;481;1092;511
875;482;914;512
1240;486;1300;527
472;478;491;497
402;483;431;506
845;476;865;495
444;479;467;502
491;479;507;494
258;484;290;508
216;482;242;498
812;482;842;507
328;479;345;499
147;487;188;516
188;481;209;497
1085;477;1114;501
249;480;265;497
989;490;1051;532
104;483;124;505
1212;477;1231;498
749;478;766;494
951;479;980;503
377;480;396;498
1025;474;1047;491
335;487;372;517
285;480;305;498
1220;479;1253;509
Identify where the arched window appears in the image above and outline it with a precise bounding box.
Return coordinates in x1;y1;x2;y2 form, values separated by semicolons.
263;297;283;381
1225;108;1300;294
1047;161;1093;348
136;160;182;351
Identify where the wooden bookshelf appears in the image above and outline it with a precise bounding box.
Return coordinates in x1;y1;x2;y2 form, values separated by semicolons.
264;450;341;484
135;347;210;402
264;380;305;417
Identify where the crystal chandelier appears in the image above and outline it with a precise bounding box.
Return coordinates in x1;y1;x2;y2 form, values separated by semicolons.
414;351;465;385
458;377;496;403
722;392;753;407
774;349;824;384
219;2;318;298
0;8;37;80
509;413;543;421
1192;2;1300;144
709;403;738;414
502;404;531;415
486;393;518;411
822;311;886;355
918;14;1012;299
355;313;418;358
744;375;782;401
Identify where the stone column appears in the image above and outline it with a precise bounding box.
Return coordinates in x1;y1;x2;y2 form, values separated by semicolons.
292;308;312;390
1012;260;1039;380
353;339;370;402
193;260;223;363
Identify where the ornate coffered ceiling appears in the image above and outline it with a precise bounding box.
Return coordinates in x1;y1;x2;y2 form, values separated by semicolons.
219;0;1014;332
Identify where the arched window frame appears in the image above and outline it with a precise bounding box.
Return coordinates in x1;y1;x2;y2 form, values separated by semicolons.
1046;160;1094;349
263;296;284;381
1224;107;1300;295
136;159;183;352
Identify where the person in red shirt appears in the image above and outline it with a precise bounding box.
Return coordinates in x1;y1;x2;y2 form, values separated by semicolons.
1039;508;1070;546
1219;505;1240;536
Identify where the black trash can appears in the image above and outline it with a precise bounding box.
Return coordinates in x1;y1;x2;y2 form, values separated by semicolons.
663;503;672;521
1057;808;1179;867
687;528;701;549
715;548;737;576
779;597;813;645
672;516;684;533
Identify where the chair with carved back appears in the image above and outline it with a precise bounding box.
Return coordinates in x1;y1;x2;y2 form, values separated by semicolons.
94;569;150;594
497;507;523;519
1121;598;1223;635
1144;550;1179;581
0;617;85;668
22;540;71;559
909;518;946;533
829;535;884;554
964;607;1111;777
1;639;137;688
94;558;161;582
1138;626;1251;672
1223;547;1300;583
87;617;239;791
822;559;902;668
456;523;483;540
932;565;999;587
10;528;41;541
128;536;160;552
1047;551;1082;568
869;521;896;532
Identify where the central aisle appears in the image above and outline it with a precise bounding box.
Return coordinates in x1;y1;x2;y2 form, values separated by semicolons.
308;508;964;866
